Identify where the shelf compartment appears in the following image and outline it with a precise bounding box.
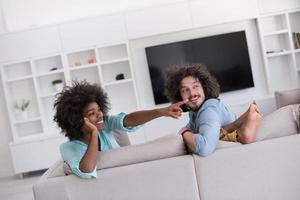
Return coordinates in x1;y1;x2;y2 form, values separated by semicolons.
67;49;97;68
14;120;43;138
36;72;65;96
267;54;294;91
2;61;32;81
105;81;137;115
263;29;289;37
41;96;60;135
7;79;40;120
70;66;101;85
98;44;128;62
264;33;291;53
34;55;63;75
101;60;132;84
260;14;287;33
289;11;300;33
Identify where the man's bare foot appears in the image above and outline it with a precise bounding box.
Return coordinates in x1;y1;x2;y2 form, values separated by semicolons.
237;104;261;144
223;102;258;132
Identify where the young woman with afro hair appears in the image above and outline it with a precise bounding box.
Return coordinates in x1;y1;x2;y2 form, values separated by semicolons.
54;80;186;179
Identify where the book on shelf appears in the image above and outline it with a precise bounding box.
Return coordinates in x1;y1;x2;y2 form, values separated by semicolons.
293;32;300;49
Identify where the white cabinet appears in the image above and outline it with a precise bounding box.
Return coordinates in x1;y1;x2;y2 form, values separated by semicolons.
10;137;66;175
0;26;61;62
257;9;300;93
190;0;259;28
59;14;127;51
125;2;192;39
0;42;139;175
258;0;300;14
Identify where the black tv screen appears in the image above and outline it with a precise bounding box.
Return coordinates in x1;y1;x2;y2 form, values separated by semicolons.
145;31;254;105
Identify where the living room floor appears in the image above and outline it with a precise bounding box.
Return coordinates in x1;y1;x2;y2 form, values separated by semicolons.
0;171;44;200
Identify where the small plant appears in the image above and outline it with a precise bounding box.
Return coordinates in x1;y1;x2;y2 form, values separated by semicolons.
52;79;63;85
14;99;30;111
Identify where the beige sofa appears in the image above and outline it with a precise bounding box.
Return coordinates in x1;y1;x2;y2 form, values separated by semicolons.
33;90;300;200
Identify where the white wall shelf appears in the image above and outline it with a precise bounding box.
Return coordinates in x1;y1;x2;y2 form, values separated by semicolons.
36;69;64;78
69;63;98;71
5;75;33;83
263;29;289;36
100;58;129;65
0;41;139;175
266;50;293;58
257;9;300;93
13;117;41;124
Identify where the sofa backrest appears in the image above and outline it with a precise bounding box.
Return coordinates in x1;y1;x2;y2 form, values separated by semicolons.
193;134;300;200
113;130;131;147
97;134;187;170
43;131;131;178
46;134;187;178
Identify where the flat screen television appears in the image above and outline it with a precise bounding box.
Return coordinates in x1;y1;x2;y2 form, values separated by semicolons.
145;31;254;105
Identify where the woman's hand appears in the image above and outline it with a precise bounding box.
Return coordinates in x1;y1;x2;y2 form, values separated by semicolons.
160;99;188;119
123;99;188;127
82;117;98;135
79;118;99;173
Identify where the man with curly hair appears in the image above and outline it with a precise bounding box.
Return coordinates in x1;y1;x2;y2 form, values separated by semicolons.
54;81;186;179
164;63;261;156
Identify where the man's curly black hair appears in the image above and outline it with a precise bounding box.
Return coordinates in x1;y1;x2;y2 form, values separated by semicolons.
53;81;110;140
164;63;220;103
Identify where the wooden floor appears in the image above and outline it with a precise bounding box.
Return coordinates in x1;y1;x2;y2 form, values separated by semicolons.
0;171;45;200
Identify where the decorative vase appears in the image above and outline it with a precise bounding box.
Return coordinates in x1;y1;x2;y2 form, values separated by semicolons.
53;82;64;92
21;110;29;120
16;109;29;120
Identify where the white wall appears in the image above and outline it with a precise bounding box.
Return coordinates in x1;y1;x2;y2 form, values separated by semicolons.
1;0;185;32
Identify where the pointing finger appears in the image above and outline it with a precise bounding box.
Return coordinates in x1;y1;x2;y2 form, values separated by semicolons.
174;99;188;107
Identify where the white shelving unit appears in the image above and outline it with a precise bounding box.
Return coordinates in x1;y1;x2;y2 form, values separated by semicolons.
257;9;300;93
0;42;139;176
66;43;139;115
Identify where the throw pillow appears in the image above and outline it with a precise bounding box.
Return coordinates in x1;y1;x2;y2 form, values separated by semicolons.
275;88;300;108
256;104;300;141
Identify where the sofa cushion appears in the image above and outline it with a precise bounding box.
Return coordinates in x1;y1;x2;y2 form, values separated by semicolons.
193;134;300;200
64;155;200;200
275;88;300;108
256;104;300;141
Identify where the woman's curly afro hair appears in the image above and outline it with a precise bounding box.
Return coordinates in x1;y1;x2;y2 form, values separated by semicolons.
53;80;110;140
164;63;220;103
